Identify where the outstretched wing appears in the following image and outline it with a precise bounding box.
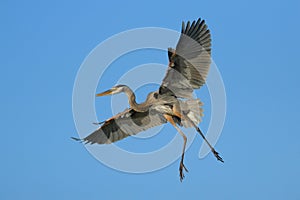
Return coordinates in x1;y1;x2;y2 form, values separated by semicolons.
80;108;167;144
159;18;212;98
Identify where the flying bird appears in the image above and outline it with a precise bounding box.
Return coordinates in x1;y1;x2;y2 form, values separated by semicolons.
73;18;224;181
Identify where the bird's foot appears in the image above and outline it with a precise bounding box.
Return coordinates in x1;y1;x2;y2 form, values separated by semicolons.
212;148;224;163
179;161;189;182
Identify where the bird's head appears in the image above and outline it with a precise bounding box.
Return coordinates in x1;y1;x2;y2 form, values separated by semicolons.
96;85;127;97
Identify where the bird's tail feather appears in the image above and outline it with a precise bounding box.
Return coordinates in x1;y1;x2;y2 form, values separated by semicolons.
180;99;203;128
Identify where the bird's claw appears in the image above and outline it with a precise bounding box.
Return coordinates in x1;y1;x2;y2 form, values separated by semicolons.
179;161;189;182
212;149;224;163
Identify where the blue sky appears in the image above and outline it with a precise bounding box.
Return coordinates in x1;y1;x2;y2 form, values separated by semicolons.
1;0;300;199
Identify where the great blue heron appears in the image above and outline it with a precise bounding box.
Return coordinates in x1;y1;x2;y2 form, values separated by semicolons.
73;18;224;181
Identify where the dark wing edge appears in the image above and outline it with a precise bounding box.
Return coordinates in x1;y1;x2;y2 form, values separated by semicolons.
74;108;167;145
179;18;211;55
159;18;212;99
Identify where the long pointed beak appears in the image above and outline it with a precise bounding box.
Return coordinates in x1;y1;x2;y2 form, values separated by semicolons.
96;89;114;97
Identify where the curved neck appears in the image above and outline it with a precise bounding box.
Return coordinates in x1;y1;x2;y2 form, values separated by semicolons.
123;87;149;112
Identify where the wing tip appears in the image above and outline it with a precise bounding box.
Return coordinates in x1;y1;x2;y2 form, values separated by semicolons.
71;137;84;143
181;21;185;33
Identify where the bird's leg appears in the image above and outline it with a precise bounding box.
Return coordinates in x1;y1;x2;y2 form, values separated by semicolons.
164;114;189;182
195;126;224;162
185;116;224;163
178;131;188;180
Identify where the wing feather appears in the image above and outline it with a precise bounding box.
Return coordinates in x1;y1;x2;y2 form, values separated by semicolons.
185;21;191;34
159;18;212;98
187;20;196;35
189;19;201;38
82;108;167;144
181;21;185;33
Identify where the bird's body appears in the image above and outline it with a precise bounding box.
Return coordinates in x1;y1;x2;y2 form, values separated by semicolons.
73;18;224;181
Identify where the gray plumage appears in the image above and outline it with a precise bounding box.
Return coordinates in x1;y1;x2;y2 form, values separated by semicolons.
73;18;223;181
